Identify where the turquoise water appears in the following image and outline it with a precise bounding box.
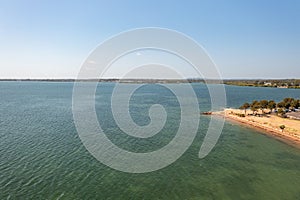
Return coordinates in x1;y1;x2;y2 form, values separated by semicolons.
0;81;300;199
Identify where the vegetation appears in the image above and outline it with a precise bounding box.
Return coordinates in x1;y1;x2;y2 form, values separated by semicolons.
250;100;261;115
267;100;276;112
239;102;250;114
280;125;286;132
224;79;300;89
1;79;300;88
239;98;300;117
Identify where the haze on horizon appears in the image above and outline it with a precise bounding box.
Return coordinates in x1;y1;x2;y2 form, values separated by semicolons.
0;0;299;79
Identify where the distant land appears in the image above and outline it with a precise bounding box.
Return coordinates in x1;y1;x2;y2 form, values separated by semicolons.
223;79;300;89
0;78;299;88
0;78;217;84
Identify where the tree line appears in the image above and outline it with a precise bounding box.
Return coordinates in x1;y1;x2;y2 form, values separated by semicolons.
239;98;300;116
224;79;300;89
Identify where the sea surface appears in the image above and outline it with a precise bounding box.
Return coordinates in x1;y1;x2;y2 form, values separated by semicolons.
0;81;300;200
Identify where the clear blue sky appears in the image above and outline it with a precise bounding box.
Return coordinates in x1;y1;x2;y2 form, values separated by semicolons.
0;0;299;79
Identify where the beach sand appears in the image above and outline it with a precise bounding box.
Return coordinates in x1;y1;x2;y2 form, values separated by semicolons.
215;109;300;147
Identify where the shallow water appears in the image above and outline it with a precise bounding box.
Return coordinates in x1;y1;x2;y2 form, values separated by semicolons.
0;81;300;199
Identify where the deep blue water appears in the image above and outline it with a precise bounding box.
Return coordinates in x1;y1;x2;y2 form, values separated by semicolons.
0;81;300;199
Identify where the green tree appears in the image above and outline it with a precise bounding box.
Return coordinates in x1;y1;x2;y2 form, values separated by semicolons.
277;101;285;109
251;100;260;115
291;99;300;109
260;100;269;113
277;108;285;116
283;97;295;109
268;100;277;113
239;102;250;114
280;125;285;132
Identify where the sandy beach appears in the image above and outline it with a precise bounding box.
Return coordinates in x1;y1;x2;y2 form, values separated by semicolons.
216;109;300;146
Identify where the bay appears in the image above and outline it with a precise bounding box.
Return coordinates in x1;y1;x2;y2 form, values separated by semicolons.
0;81;300;199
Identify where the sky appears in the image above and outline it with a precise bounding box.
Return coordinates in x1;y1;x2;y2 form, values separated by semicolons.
0;0;299;79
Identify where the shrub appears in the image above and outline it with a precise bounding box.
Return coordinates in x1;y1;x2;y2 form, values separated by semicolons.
280;125;285;132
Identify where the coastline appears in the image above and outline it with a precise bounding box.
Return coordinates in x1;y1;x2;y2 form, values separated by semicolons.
214;109;300;148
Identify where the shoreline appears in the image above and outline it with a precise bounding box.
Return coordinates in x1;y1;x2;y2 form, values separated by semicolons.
214;109;300;148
